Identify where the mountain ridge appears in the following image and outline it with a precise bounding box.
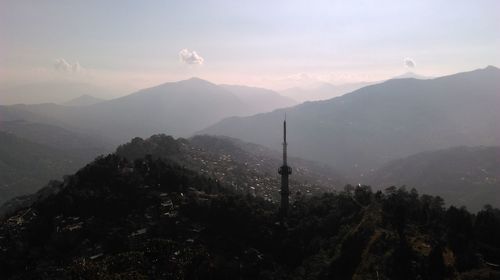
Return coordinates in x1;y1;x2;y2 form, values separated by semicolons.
201;66;500;179
0;81;118;105
0;77;300;143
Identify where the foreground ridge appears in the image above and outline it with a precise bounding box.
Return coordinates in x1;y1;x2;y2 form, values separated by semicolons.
0;135;498;279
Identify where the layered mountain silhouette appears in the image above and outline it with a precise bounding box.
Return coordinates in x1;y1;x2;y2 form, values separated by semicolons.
220;84;297;113
0;81;118;105
279;72;430;103
0;78;294;143
1;67;499;212
365;146;500;211
280;81;372;102
202;66;500;180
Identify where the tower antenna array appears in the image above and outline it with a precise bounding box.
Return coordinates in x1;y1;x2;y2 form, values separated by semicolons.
278;117;292;219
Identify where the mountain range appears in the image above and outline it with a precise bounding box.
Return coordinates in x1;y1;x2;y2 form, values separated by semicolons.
0;81;119;105
0;66;499;211
279;72;430;102
280;81;372;102
202;66;500;180
1;66;499;277
0;78;294;143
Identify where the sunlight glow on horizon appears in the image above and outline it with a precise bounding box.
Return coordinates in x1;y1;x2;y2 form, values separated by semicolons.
1;0;499;95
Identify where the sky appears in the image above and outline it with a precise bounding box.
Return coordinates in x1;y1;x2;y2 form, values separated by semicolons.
1;0;499;95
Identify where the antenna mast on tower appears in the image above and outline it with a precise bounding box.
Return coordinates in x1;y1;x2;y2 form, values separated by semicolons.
278;116;292;219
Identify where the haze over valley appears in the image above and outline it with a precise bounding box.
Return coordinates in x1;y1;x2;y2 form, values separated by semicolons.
1;1;499;279
1;66;498;213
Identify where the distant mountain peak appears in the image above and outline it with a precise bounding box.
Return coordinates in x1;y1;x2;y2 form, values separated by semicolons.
140;77;218;93
391;72;431;80
187;76;205;81
163;77;217;88
185;77;213;83
484;65;499;71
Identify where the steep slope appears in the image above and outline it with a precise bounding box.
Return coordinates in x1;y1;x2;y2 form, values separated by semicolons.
202;66;500;179
365;146;500;211
62;94;104;106
0;131;85;205
1;151;498;279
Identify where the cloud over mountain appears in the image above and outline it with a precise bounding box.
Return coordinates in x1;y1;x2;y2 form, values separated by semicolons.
179;49;204;65
54;58;83;73
404;57;416;68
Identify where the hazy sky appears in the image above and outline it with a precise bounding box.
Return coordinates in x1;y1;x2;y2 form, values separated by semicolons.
1;0;499;93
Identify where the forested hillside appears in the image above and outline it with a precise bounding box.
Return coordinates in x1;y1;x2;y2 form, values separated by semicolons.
1;151;499;279
116;134;345;200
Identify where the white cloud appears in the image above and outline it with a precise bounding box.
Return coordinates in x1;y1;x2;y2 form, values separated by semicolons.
404;57;416;68
54;58;84;73
179;49;204;65
72;61;82;72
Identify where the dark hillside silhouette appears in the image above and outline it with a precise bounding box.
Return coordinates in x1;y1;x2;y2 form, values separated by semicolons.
115;134;345;200
0;148;498;279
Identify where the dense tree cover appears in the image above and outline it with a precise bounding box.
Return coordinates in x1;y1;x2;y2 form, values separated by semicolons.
116;134;344;201
0;153;499;279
